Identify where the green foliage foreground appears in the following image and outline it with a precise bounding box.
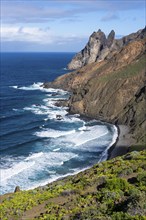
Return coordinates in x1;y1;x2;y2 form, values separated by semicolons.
0;150;146;220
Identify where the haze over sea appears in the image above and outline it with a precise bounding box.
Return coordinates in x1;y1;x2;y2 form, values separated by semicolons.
0;52;118;194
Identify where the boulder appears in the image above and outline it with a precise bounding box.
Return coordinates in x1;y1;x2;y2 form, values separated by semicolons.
14;186;21;193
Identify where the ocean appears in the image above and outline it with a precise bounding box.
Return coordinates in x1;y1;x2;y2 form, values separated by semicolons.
0;52;118;194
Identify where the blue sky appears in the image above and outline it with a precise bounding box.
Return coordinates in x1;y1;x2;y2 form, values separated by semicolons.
1;0;145;52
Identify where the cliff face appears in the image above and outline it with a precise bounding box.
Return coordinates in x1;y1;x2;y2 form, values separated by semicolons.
44;28;146;145
67;39;146;144
68;27;146;70
118;85;146;144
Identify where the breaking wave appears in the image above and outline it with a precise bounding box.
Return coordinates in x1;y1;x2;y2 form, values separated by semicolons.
1;82;118;194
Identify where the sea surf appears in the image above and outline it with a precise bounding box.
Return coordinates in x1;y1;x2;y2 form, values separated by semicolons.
0;53;118;194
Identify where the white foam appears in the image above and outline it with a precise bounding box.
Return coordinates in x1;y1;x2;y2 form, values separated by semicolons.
0;151;78;193
43;97;67;107
61;125;108;147
39;125;45;128
41;87;68;94
35;129;76;138
78;125;87;131
99;125;118;162
0;161;35;182
53;148;61;152
43;108;68;121
25;152;44;161
15;82;43;90
10;82;68;95
44;88;68;95
23;105;51;116
61;115;84;124
12;108;18;111
23;100;68;119
10;85;18;89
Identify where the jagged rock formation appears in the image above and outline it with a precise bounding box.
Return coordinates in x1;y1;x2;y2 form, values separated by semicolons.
67;29;114;70
44;27;146;145
68;27;146;70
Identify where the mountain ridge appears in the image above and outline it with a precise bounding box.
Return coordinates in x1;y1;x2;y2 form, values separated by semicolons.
67;27;146;70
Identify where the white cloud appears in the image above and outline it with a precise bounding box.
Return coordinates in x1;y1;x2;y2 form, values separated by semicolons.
1;25;55;44
0;25;86;46
19;27;54;43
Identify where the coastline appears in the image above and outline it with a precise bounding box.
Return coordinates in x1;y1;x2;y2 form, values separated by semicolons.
0;121;135;195
57;100;133;161
108;125;134;160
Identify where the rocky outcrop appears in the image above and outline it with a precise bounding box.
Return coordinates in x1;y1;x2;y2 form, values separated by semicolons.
14;186;21;193
68;27;146;70
107;30;115;47
67;29;114;70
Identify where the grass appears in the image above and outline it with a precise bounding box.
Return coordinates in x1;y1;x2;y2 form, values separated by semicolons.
98;55;146;83
0;150;146;220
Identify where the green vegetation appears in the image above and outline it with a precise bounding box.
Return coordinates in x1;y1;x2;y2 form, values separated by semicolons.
129;144;146;152
0;150;146;220
99;55;145;82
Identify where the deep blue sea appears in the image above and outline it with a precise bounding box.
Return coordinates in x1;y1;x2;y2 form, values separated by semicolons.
0;52;118;194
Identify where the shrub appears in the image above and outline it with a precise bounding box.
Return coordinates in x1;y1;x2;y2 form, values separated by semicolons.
104;178;131;191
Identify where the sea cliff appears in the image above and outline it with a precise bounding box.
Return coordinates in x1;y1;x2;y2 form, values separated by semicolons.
44;27;146;148
1;28;146;220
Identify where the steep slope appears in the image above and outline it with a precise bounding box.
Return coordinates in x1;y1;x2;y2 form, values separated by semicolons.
118;84;146;144
67;27;146;70
67;40;146;144
44;35;146;146
0;150;146;220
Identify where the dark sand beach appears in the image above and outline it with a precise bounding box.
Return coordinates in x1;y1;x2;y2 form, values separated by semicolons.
108;125;134;159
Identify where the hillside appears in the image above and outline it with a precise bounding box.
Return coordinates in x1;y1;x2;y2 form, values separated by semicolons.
44;30;146;146
0;150;146;220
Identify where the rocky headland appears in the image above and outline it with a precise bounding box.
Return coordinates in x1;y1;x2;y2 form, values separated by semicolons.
1;27;146;220
44;27;146;149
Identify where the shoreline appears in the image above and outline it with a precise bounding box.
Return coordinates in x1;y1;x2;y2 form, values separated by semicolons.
56;99;133;161
0;123;134;196
108;124;134;160
0;85;134;195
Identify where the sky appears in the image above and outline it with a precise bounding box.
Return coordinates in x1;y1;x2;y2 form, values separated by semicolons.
1;0;145;52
